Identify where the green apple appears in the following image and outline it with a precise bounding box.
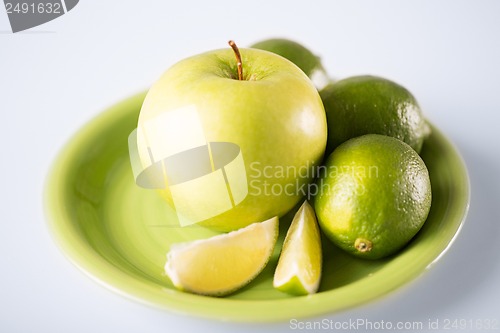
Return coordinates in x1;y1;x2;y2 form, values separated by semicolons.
134;43;327;231
250;38;329;89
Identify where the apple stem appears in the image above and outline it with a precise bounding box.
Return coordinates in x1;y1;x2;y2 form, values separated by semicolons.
228;40;243;80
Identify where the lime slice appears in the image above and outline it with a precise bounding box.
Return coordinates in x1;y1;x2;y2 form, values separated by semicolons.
164;217;279;296
273;201;322;295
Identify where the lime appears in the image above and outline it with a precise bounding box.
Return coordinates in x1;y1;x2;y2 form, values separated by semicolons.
164;217;278;296
273;201;322;295
250;38;329;89
320;75;430;155
314;134;432;259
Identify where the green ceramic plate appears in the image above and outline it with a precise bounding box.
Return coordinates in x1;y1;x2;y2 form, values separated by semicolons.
45;92;470;322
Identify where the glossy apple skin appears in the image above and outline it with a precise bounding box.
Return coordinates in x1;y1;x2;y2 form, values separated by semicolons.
137;48;327;231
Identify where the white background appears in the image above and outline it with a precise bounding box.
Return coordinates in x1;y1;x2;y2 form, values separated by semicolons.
1;0;500;332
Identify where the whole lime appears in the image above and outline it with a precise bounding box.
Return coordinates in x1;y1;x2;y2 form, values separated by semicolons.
314;134;432;259
320;75;430;155
250;38;328;89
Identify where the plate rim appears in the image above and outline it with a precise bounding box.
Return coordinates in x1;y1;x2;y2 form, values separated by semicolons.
44;92;471;322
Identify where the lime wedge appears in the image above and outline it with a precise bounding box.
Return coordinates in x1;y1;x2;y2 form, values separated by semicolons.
274;201;322;295
164;217;278;296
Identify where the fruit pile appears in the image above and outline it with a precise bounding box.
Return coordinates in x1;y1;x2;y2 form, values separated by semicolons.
130;38;432;297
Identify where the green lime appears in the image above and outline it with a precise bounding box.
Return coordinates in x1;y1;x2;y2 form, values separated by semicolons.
250;38;329;89
320;75;430;155
273;201;322;295
314;134;432;260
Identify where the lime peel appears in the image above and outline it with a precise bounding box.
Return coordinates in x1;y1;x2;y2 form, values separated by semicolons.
355;238;373;253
